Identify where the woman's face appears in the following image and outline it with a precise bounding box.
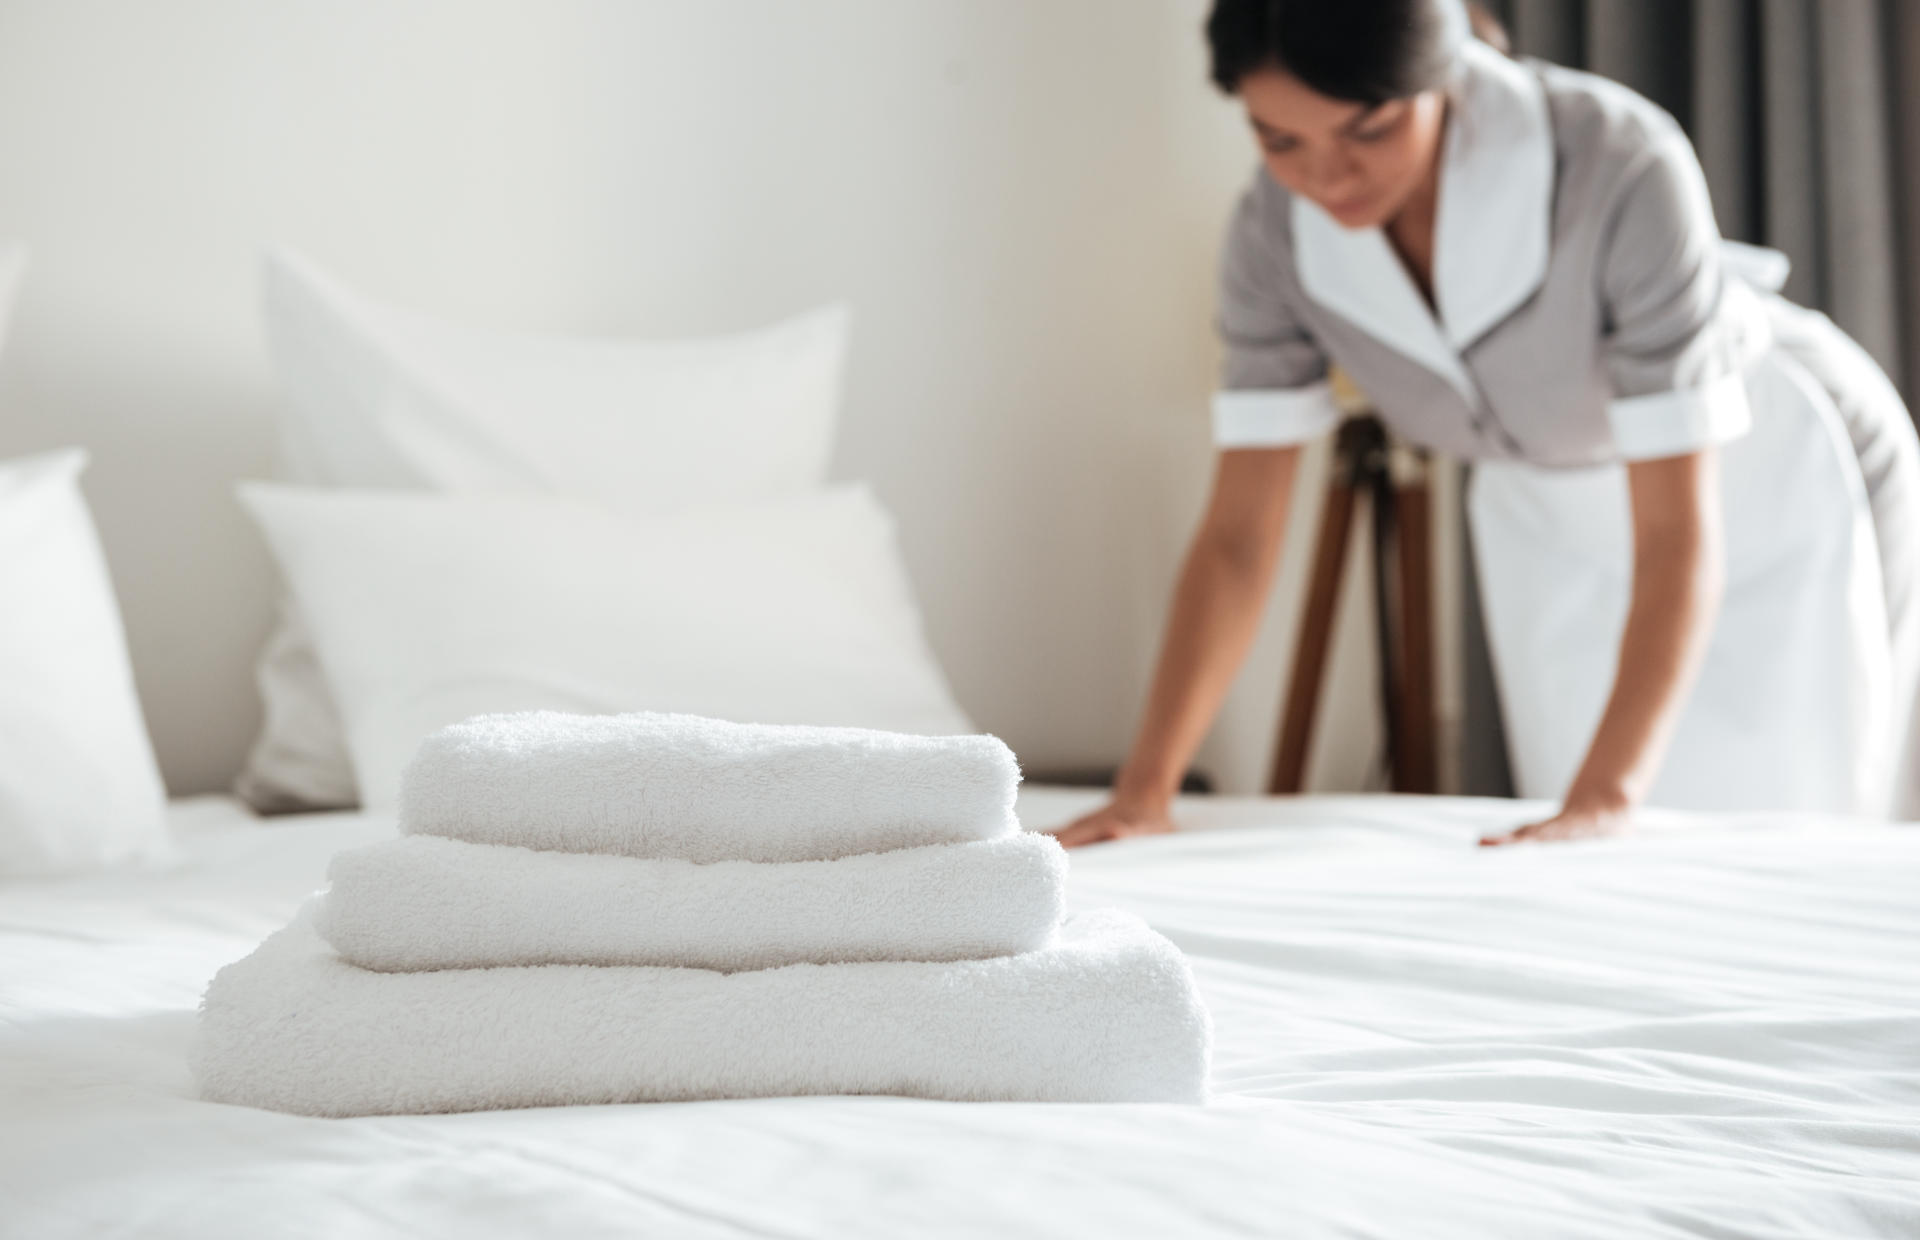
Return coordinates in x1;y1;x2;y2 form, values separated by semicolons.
1238;65;1447;230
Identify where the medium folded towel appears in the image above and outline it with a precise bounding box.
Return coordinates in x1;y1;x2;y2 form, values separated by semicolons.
316;832;1067;972
399;711;1021;863
194;902;1211;1114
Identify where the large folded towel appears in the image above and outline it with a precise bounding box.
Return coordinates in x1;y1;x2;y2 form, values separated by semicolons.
193;902;1210;1114
399;711;1021;863
316;832;1067;972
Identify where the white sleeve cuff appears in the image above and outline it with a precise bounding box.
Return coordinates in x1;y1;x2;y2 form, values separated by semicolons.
1211;384;1341;449
1607;370;1753;461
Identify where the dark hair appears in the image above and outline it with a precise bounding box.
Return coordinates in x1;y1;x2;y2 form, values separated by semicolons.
1206;0;1503;103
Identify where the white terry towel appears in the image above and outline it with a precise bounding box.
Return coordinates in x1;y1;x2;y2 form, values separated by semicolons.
316;832;1067;972
399;711;1021;863
193;902;1211;1115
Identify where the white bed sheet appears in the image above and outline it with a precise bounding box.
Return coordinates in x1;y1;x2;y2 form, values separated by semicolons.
3;789;1916;1239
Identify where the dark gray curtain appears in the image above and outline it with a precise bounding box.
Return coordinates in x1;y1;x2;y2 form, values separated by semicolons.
1460;0;1920;795
1485;0;1917;383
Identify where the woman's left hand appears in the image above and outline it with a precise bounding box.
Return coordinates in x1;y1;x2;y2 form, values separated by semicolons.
1479;790;1634;847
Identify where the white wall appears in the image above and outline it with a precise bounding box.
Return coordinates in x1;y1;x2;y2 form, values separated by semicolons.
0;0;1406;797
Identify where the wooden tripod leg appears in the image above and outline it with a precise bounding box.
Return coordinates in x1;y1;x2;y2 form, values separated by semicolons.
1268;472;1358;795
1392;475;1438;793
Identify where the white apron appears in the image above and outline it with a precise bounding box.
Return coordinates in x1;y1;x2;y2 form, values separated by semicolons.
1469;329;1895;815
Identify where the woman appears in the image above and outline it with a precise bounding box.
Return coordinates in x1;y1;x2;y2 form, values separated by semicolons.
1061;0;1920;848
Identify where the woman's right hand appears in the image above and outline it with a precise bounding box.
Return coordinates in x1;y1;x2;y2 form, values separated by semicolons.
1054;797;1176;849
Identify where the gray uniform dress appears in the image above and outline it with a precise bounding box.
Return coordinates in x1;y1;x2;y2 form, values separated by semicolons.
1214;40;1920;814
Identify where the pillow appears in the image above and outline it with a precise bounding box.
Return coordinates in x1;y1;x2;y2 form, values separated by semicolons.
237;248;851;812
239;482;973;809
234;602;358;813
259;248;850;507
0;450;169;875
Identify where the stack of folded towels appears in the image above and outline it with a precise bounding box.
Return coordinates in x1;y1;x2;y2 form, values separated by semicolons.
193;711;1211;1116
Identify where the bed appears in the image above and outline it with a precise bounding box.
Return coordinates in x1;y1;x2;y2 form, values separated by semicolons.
4;788;1916;1239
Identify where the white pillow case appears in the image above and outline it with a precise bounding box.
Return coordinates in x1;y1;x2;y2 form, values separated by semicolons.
238;249;851;812
239;483;973;810
260;248;849;507
0;450;169;876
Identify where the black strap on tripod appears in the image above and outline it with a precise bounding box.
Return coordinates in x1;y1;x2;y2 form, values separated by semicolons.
1334;416;1405;790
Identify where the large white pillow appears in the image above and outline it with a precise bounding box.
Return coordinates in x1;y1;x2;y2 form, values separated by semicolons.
259;248;849;507
0;450;169;875
237;249;851;812
239;483;973;809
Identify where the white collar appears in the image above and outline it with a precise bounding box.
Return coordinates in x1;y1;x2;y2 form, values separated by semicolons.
1290;40;1554;406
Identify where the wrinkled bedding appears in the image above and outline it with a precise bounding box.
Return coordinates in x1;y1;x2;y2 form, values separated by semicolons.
3;790;1915;1238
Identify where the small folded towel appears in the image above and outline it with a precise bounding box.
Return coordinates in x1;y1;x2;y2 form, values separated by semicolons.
193;902;1211;1114
316;832;1067;972
399;711;1021;863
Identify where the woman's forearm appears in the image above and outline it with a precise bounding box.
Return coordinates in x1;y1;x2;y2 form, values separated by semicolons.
1115;539;1285;803
1567;470;1726;808
1116;451;1301;806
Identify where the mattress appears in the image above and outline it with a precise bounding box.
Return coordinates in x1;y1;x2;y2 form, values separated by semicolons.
3;789;1916;1238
